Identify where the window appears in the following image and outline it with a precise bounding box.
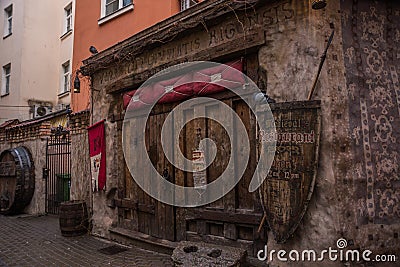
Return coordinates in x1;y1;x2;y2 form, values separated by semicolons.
180;0;198;11
99;0;133;25
61;61;70;94
105;0;132;16
4;5;12;37
64;3;72;33
1;64;11;96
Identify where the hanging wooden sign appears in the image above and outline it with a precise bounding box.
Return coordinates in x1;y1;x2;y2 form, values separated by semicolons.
258;100;321;243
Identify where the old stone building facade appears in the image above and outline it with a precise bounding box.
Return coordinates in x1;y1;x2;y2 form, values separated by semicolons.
67;0;400;265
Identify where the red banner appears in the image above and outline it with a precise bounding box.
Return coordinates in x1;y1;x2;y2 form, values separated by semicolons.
88;120;106;192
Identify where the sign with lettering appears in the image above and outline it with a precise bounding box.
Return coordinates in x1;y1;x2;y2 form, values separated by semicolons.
95;1;296;92
0;161;16;177
258;100;321;243
192;149;207;189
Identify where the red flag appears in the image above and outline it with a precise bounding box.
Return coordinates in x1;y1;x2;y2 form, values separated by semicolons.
88;120;106;192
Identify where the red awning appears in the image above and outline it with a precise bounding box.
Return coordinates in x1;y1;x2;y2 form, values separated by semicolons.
123;59;244;110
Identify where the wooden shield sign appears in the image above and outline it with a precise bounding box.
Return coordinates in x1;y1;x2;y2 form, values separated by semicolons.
258;100;321;243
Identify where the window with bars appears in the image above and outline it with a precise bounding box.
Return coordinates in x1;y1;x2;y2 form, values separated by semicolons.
61;61;70;94
1;64;11;96
4;5;12;37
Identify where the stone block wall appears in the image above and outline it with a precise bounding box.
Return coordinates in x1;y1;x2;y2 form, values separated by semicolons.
92;83;124;238
0;122;52;215
257;1;346;265
69;110;92;212
261;0;400;265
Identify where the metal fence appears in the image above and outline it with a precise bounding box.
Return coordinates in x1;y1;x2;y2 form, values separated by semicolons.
45;127;71;215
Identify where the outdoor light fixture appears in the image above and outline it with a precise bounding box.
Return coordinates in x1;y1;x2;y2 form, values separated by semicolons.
312;0;327;10
254;92;276;104
74;71;81;93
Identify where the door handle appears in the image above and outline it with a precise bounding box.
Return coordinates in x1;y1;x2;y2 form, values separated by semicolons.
163;168;171;182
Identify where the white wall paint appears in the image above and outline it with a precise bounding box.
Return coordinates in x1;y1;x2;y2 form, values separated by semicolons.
0;0;74;123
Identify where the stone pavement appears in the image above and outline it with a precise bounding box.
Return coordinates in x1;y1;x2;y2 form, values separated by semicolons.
0;215;173;267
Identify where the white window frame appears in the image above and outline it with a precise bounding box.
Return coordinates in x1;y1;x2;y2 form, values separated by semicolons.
64;3;73;34
4;5;13;37
60;61;70;94
1;64;11;96
180;0;198;11
99;0;133;25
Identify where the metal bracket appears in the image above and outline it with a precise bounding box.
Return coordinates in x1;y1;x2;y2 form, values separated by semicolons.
42;168;49;180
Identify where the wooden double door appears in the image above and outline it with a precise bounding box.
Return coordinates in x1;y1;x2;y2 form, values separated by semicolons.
122;98;266;255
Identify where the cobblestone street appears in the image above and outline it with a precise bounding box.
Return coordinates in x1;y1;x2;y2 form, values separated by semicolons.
0;215;173;267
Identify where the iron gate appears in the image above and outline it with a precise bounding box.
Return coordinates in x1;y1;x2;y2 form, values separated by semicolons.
45;126;71;214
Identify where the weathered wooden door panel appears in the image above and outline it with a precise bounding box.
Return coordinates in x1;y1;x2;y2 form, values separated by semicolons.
123;112;175;241
122;98;266;252
122;116;147;233
233;100;258;211
177;99;265;256
205;103;231;209
152;112;175;240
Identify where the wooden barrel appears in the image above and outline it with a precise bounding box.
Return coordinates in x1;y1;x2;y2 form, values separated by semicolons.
0;146;35;215
59;200;89;237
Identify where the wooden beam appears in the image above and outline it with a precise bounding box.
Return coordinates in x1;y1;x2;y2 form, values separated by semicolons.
114;198;155;214
186;209;263;225
104;35;265;94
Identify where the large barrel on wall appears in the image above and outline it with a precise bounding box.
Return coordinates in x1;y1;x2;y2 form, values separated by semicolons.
0;146;35;215
59;200;89;237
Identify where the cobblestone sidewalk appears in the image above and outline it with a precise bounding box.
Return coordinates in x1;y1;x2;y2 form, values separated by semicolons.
0;215;173;267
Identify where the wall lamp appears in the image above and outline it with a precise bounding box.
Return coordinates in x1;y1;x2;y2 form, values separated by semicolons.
312;0;327;10
74;70;81;93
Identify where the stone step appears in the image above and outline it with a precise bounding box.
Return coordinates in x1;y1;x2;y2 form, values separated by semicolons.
109;226;177;255
172;241;247;267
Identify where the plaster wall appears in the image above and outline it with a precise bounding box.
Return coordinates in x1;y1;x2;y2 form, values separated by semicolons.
0;0;74;124
0;0;25;122
71;0;181;112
